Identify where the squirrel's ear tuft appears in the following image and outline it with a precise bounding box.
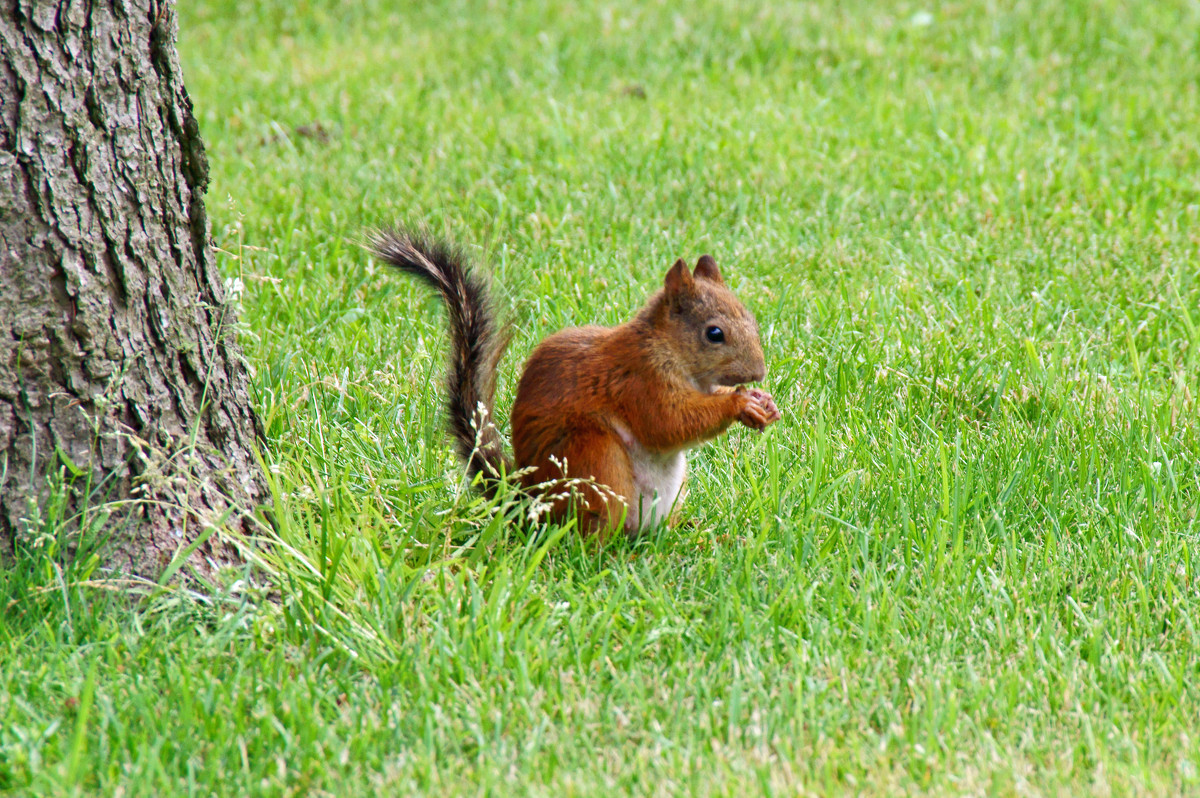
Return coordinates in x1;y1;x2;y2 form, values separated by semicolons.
694;255;724;285
664;257;694;297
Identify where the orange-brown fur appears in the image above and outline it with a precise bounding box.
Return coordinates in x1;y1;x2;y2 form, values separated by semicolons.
371;231;781;537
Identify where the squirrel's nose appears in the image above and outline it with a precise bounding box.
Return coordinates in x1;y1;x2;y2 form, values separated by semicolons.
750;357;766;383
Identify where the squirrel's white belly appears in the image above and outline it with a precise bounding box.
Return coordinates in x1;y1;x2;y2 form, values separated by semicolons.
627;447;687;532
609;418;687;532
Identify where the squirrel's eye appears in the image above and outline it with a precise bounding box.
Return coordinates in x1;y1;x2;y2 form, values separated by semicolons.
705;325;725;344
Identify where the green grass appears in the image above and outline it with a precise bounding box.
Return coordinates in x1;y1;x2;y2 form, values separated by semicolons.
4;0;1200;793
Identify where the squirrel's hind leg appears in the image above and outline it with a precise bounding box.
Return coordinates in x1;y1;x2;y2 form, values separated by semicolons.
535;425;635;540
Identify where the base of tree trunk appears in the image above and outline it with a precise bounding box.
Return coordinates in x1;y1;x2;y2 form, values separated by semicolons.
0;1;266;578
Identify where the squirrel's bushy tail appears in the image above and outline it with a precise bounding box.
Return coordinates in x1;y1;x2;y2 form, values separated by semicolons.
368;229;512;492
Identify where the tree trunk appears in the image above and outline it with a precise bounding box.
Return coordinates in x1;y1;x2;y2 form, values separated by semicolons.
0;0;265;577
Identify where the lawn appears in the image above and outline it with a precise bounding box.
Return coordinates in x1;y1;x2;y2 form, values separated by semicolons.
3;0;1200;794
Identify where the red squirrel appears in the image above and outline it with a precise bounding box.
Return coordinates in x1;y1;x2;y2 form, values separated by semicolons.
369;230;781;536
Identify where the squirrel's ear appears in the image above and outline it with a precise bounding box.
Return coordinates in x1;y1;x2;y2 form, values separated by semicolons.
664;257;694;297
694;254;724;285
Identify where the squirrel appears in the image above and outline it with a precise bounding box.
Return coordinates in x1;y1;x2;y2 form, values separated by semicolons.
369;229;782;537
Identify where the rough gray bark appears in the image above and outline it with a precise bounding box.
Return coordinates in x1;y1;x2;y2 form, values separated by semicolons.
0;0;265;576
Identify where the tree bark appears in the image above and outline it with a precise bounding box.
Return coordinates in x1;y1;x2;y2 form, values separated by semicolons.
0;0;265;577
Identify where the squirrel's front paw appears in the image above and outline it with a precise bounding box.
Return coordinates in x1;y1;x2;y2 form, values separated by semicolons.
736;388;782;430
743;388;781;421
